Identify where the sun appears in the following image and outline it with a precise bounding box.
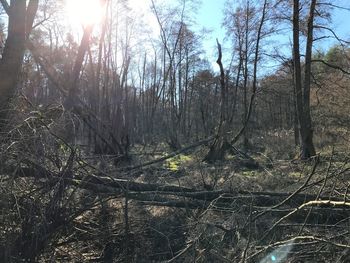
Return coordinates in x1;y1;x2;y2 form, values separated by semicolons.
65;0;105;27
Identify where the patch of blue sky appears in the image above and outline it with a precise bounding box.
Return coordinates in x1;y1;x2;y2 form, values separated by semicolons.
194;0;350;73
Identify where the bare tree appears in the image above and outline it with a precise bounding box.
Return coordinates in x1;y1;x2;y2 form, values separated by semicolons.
205;0;268;162
292;0;317;159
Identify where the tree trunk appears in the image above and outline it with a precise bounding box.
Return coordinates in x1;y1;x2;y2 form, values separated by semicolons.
302;0;317;158
242;0;250;151
292;0;316;159
204;40;230;162
0;0;38;130
205;0;267;162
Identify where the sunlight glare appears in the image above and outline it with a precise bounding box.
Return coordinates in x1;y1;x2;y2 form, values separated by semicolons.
65;0;104;27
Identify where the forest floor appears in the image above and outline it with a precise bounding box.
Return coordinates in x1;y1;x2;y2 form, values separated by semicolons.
61;134;350;262
2;128;350;262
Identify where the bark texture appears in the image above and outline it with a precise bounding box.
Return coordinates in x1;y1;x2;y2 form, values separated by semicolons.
0;0;38;129
292;0;317;159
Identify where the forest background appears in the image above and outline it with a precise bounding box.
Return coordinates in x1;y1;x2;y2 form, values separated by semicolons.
1;0;350;262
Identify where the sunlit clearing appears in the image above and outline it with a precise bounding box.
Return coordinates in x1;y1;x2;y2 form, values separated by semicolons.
65;0;104;27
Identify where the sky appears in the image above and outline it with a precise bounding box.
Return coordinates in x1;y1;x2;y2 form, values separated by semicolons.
62;0;350;62
3;0;346;70
193;0;350;71
194;0;227;59
61;0;350;76
320;4;350;48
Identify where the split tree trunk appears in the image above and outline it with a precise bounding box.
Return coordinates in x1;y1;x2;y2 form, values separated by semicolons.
205;0;267;162
204;40;230;162
292;0;317;159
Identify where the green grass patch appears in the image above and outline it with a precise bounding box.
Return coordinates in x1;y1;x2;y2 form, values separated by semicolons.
164;154;192;171
289;172;301;178
242;171;257;177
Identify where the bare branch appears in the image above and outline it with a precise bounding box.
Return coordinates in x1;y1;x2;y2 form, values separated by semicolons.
314;25;350;44
317;2;350;12
312;59;350;75
0;0;9;15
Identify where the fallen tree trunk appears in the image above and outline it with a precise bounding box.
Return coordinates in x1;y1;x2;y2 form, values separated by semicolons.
5;164;348;210
3;160;350;262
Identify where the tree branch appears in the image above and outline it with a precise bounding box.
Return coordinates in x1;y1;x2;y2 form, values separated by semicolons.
317;2;350;12
312;59;350;75
314;25;350;45
25;0;39;39
0;0;9;15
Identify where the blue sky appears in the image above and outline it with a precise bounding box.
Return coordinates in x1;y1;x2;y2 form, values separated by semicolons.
194;0;350;70
194;0;227;59
320;4;350;48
